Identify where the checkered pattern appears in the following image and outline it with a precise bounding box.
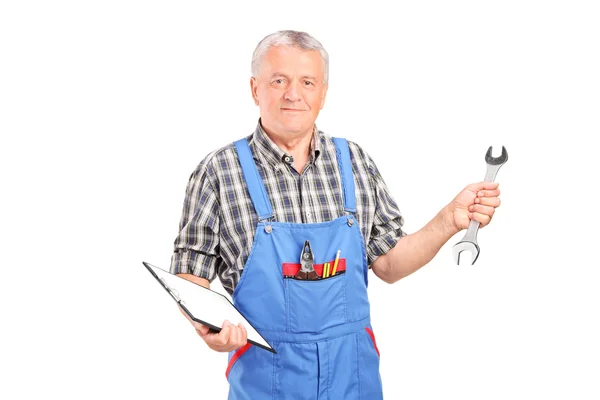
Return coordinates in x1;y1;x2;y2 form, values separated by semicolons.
170;121;405;295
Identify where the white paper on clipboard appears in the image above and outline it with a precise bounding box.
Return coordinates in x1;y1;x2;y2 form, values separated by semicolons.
143;262;275;353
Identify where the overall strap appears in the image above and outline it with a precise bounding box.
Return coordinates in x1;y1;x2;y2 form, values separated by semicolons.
332;138;357;214
233;139;274;221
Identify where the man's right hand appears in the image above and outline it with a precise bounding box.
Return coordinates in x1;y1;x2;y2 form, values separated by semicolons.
178;306;248;352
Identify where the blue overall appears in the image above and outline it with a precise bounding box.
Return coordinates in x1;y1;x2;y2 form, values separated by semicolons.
226;138;383;400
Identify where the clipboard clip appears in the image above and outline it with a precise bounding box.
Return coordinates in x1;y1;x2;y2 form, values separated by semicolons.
159;277;182;303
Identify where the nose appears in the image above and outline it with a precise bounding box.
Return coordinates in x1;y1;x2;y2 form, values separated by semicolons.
284;81;301;102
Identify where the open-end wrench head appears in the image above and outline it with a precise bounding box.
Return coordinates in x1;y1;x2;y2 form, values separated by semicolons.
452;241;480;265
485;146;508;165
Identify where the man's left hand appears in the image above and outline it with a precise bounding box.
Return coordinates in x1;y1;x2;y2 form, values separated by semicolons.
448;182;501;232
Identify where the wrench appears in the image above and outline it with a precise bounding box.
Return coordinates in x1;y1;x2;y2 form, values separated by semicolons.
452;146;508;265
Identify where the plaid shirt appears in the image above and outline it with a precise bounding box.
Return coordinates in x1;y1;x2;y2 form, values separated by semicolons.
170;121;405;295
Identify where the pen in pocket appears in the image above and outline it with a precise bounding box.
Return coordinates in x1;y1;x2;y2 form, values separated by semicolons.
331;250;341;276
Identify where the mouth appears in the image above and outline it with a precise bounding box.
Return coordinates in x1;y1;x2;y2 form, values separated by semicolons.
281;108;305;112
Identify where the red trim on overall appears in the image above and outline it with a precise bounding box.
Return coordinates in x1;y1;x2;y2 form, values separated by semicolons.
225;343;252;379
365;327;380;357
282;258;347;277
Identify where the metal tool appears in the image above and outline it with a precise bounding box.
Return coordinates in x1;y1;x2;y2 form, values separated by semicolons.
295;240;319;280
452;146;508;265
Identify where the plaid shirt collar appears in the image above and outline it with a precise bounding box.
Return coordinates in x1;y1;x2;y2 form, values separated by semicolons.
251;119;322;169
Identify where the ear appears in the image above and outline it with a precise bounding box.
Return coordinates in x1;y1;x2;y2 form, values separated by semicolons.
319;84;328;110
250;77;259;106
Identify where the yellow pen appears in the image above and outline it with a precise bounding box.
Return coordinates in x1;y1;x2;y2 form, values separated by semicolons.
323;262;329;278
331;250;341;276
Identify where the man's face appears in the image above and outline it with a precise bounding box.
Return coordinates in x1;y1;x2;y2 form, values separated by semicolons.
251;46;328;137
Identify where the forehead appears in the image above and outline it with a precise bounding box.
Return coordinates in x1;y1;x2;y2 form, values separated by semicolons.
259;46;323;79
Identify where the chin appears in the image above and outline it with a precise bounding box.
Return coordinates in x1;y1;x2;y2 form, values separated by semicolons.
279;118;310;132
281;124;309;135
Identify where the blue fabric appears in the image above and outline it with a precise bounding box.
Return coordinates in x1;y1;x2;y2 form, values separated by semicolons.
332;137;357;214
228;138;382;399
234;139;274;221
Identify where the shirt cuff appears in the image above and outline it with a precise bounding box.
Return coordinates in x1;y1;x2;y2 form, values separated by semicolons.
367;230;405;267
169;249;218;282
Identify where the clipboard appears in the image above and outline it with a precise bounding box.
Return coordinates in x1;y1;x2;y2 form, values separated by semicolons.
143;261;276;353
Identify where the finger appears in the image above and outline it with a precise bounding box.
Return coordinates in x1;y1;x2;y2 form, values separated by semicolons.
469;182;499;192
234;326;245;347
196;324;211;337
468;204;496;218
481;181;500;190
469;212;491;226
178;305;192;321
228;323;245;350
216;320;232;346
229;324;241;347
179;306;205;331
239;323;248;344
231;326;247;349
474;196;501;207
477;188;500;198
187;317;206;332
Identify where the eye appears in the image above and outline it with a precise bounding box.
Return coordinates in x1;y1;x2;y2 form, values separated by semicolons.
304;81;314;86
274;79;284;84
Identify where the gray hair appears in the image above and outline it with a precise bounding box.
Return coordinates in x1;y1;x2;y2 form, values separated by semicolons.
251;30;329;84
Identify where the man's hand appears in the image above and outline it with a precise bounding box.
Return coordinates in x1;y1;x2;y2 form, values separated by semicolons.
372;181;503;283
178;306;248;352
174;274;248;351
448;181;501;231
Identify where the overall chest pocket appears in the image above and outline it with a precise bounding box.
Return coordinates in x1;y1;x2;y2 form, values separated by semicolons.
285;273;348;333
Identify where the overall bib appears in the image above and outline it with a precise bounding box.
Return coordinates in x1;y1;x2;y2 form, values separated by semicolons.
226;138;383;400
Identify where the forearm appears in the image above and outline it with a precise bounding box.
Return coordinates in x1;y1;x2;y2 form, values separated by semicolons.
177;273;211;289
373;205;459;283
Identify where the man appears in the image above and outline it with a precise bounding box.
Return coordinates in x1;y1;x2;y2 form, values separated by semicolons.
170;30;501;399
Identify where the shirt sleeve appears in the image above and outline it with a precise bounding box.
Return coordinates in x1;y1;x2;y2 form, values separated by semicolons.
169;158;221;282
365;153;406;266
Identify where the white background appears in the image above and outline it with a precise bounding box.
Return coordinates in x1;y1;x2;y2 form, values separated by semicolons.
1;1;599;399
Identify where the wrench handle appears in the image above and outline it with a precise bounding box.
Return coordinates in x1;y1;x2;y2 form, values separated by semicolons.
484;163;503;183
463;219;480;242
